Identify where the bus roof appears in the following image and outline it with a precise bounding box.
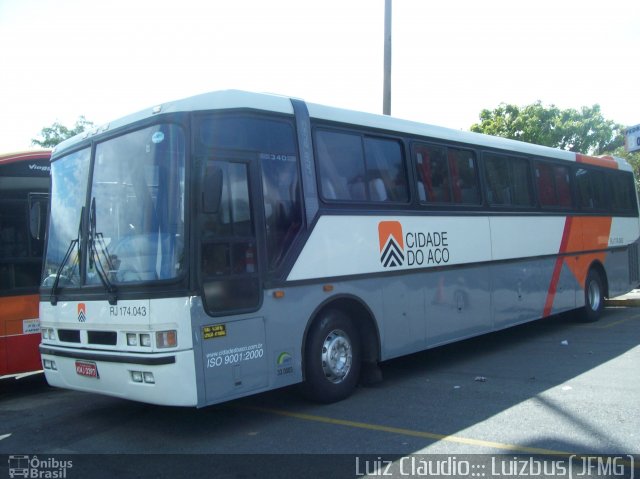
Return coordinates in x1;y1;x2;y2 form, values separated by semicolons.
52;90;628;170
0;149;51;165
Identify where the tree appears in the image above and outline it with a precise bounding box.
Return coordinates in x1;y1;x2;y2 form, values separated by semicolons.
609;145;640;190
32;116;94;148
470;101;624;155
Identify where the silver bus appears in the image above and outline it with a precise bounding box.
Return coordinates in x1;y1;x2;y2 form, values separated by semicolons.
39;90;640;406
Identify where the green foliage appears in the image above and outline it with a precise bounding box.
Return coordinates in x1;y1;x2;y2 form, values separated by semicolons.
470;101;624;155
32;116;94;148
609;146;640;189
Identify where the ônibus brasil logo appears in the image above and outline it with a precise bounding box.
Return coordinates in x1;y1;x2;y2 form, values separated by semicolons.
378;220;451;268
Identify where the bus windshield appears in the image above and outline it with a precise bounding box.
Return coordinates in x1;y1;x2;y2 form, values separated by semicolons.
42;148;90;288
43;124;186;288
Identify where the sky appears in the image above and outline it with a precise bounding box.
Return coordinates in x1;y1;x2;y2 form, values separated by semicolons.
0;0;638;153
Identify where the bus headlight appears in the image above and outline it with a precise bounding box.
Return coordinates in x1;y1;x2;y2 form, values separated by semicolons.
156;330;177;349
126;333;152;347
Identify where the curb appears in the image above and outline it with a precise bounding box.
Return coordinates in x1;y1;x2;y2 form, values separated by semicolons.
605;298;640;307
605;289;640;307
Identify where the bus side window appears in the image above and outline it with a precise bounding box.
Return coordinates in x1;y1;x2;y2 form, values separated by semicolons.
575;168;607;211
535;162;572;209
484;153;533;207
554;165;573;208
363;137;408;203
415;143;448;203
535;162;556;206
447;148;480;205
261;154;302;271
608;171;635;213
483;154;507;205
316;130;365;202
316;129;409;203
415;144;480;206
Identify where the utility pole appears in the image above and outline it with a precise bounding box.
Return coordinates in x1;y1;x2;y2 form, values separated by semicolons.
383;0;392;116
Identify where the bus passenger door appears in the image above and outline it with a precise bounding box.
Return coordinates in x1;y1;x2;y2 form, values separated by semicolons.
198;158;269;402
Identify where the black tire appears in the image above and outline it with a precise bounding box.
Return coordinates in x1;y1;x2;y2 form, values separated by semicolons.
300;309;361;403
581;269;605;322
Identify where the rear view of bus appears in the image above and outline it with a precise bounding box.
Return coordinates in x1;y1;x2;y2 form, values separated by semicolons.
0;150;50;378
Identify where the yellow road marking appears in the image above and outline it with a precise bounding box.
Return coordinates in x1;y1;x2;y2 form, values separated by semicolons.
246;406;638;468
588;314;640;329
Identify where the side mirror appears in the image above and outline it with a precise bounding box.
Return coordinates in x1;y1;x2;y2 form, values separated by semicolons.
202;164;223;214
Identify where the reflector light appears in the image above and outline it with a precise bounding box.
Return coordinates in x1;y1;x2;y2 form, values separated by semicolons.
156;330;177;348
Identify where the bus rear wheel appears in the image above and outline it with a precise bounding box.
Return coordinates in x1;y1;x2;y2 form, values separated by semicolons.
301;309;361;403
581;269;605;322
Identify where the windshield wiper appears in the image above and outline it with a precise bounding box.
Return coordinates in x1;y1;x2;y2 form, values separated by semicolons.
89;197;118;305
50;207;83;306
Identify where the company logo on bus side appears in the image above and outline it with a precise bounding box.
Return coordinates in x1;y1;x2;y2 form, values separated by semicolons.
77;303;86;322
379;221;405;267
378;221;451;269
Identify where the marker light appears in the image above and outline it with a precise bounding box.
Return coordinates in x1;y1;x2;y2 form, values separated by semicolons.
42;328;56;341
156;330;177;349
43;359;57;370
131;371;143;383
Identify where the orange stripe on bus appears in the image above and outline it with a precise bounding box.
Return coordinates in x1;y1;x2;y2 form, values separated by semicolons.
543;216;612;316
576;154;618;170
563;216;612;287
543;217;573;317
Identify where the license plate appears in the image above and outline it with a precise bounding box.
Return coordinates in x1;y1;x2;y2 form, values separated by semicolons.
75;360;99;378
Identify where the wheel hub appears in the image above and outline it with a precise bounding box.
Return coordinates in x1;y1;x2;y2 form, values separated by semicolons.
321;329;352;384
588;279;601;311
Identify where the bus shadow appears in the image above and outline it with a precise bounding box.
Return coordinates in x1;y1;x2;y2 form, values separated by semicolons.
0;372;48;398
232;307;639;451
4;307;637;456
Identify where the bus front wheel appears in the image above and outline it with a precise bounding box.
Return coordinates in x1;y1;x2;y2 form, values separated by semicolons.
582;269;605;322
301;309;361;403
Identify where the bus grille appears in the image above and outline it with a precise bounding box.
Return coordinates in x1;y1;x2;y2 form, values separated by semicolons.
87;331;117;346
55;329;117;346
57;329;80;343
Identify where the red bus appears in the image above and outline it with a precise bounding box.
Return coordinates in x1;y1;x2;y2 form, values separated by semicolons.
0;150;50;378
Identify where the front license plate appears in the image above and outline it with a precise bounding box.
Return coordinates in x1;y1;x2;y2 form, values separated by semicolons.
75;360;99;378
